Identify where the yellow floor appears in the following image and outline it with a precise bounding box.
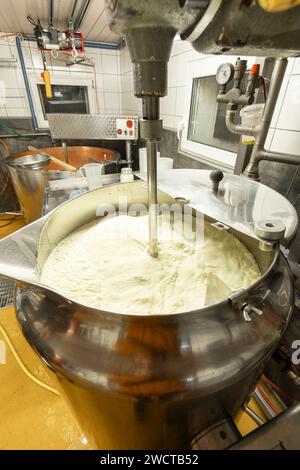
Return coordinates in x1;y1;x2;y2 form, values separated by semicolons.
0;214;26;238
0;306;93;450
0;214;94;449
0;305;262;450
0;304;283;449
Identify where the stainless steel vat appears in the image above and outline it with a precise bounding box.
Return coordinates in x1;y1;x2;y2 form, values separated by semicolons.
0;173;296;449
6;146;120;224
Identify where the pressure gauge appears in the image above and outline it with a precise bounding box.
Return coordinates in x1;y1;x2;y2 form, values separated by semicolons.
216;63;234;85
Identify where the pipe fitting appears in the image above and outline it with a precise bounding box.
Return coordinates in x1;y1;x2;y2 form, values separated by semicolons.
225;109;260;137
139;119;162;141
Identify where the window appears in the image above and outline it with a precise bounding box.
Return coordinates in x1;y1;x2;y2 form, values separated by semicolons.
38;84;89;119
188;75;248;153
180;55;261;171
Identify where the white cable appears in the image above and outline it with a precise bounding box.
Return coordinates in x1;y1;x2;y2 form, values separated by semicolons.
0;320;60;397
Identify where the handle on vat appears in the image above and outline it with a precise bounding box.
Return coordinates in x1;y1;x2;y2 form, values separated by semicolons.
28;146;77;172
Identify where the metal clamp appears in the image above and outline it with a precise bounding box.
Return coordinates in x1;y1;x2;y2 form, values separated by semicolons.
228;291;264;322
242;304;263;322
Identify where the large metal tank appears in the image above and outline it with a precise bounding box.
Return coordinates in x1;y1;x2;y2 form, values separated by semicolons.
0;172;297;449
6;146;120;224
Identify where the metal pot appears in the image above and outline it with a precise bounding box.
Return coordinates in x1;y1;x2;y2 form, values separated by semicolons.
0;172;297;449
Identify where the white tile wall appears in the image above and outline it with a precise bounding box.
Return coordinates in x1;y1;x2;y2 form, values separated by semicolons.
0;37;30;118
101;54;119;75
102;74;120;93
292;57;300;75
0;35;123;122
160;40;191;130
104;91;120;110
269;129;300;157
161;87;176;117
263;56;300;157
276;75;300;131
119;47;142;115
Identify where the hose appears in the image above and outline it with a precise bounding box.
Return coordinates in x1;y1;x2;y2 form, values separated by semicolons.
0;139;9;155
0;320;60;397
0;217;17;228
0;138;10;196
0;121;38;139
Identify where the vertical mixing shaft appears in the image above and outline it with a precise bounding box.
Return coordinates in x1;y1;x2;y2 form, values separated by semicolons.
146;140;158;257
142;97;160;257
108;24;176;257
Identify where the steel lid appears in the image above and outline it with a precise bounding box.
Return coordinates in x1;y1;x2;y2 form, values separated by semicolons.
137;169;298;245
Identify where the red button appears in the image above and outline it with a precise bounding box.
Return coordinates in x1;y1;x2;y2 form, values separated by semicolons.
117;128;122;135
127;119;133;129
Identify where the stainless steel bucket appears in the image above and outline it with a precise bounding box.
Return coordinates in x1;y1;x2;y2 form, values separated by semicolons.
6;158;50;224
0;175;296;449
6;146;120;224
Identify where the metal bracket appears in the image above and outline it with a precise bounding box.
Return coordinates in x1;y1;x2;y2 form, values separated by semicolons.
211;221;229;231
255;220;286;241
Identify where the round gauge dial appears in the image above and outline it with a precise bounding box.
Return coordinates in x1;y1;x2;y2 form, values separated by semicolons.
216;63;234;85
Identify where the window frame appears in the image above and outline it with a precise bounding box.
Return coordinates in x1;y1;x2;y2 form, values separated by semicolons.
28;74;96;128
37;83;90;119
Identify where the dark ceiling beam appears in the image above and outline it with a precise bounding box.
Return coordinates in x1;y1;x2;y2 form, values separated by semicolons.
48;0;54;27
74;0;91;30
70;0;79;19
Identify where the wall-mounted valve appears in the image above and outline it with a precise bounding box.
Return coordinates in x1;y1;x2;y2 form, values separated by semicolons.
217;59;261;107
217;57;300;181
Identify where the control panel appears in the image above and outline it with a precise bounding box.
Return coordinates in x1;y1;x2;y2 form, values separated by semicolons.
116;118;136;140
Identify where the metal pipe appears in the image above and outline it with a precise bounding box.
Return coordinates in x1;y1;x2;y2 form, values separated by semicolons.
62;141;69;164
23;35;120;50
243;58;293;179
0;133;52;139
256;58;288;147
125;141;133;168
263;150;300;165
16;37;38;131
84;40;120;49
147;140;158;258
142;96;160;258
253;388;277;420
225;109;260;136
70;0;78;18
49;0;54;27
74;0;91;30
243;403;265;426
142;97;160;120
